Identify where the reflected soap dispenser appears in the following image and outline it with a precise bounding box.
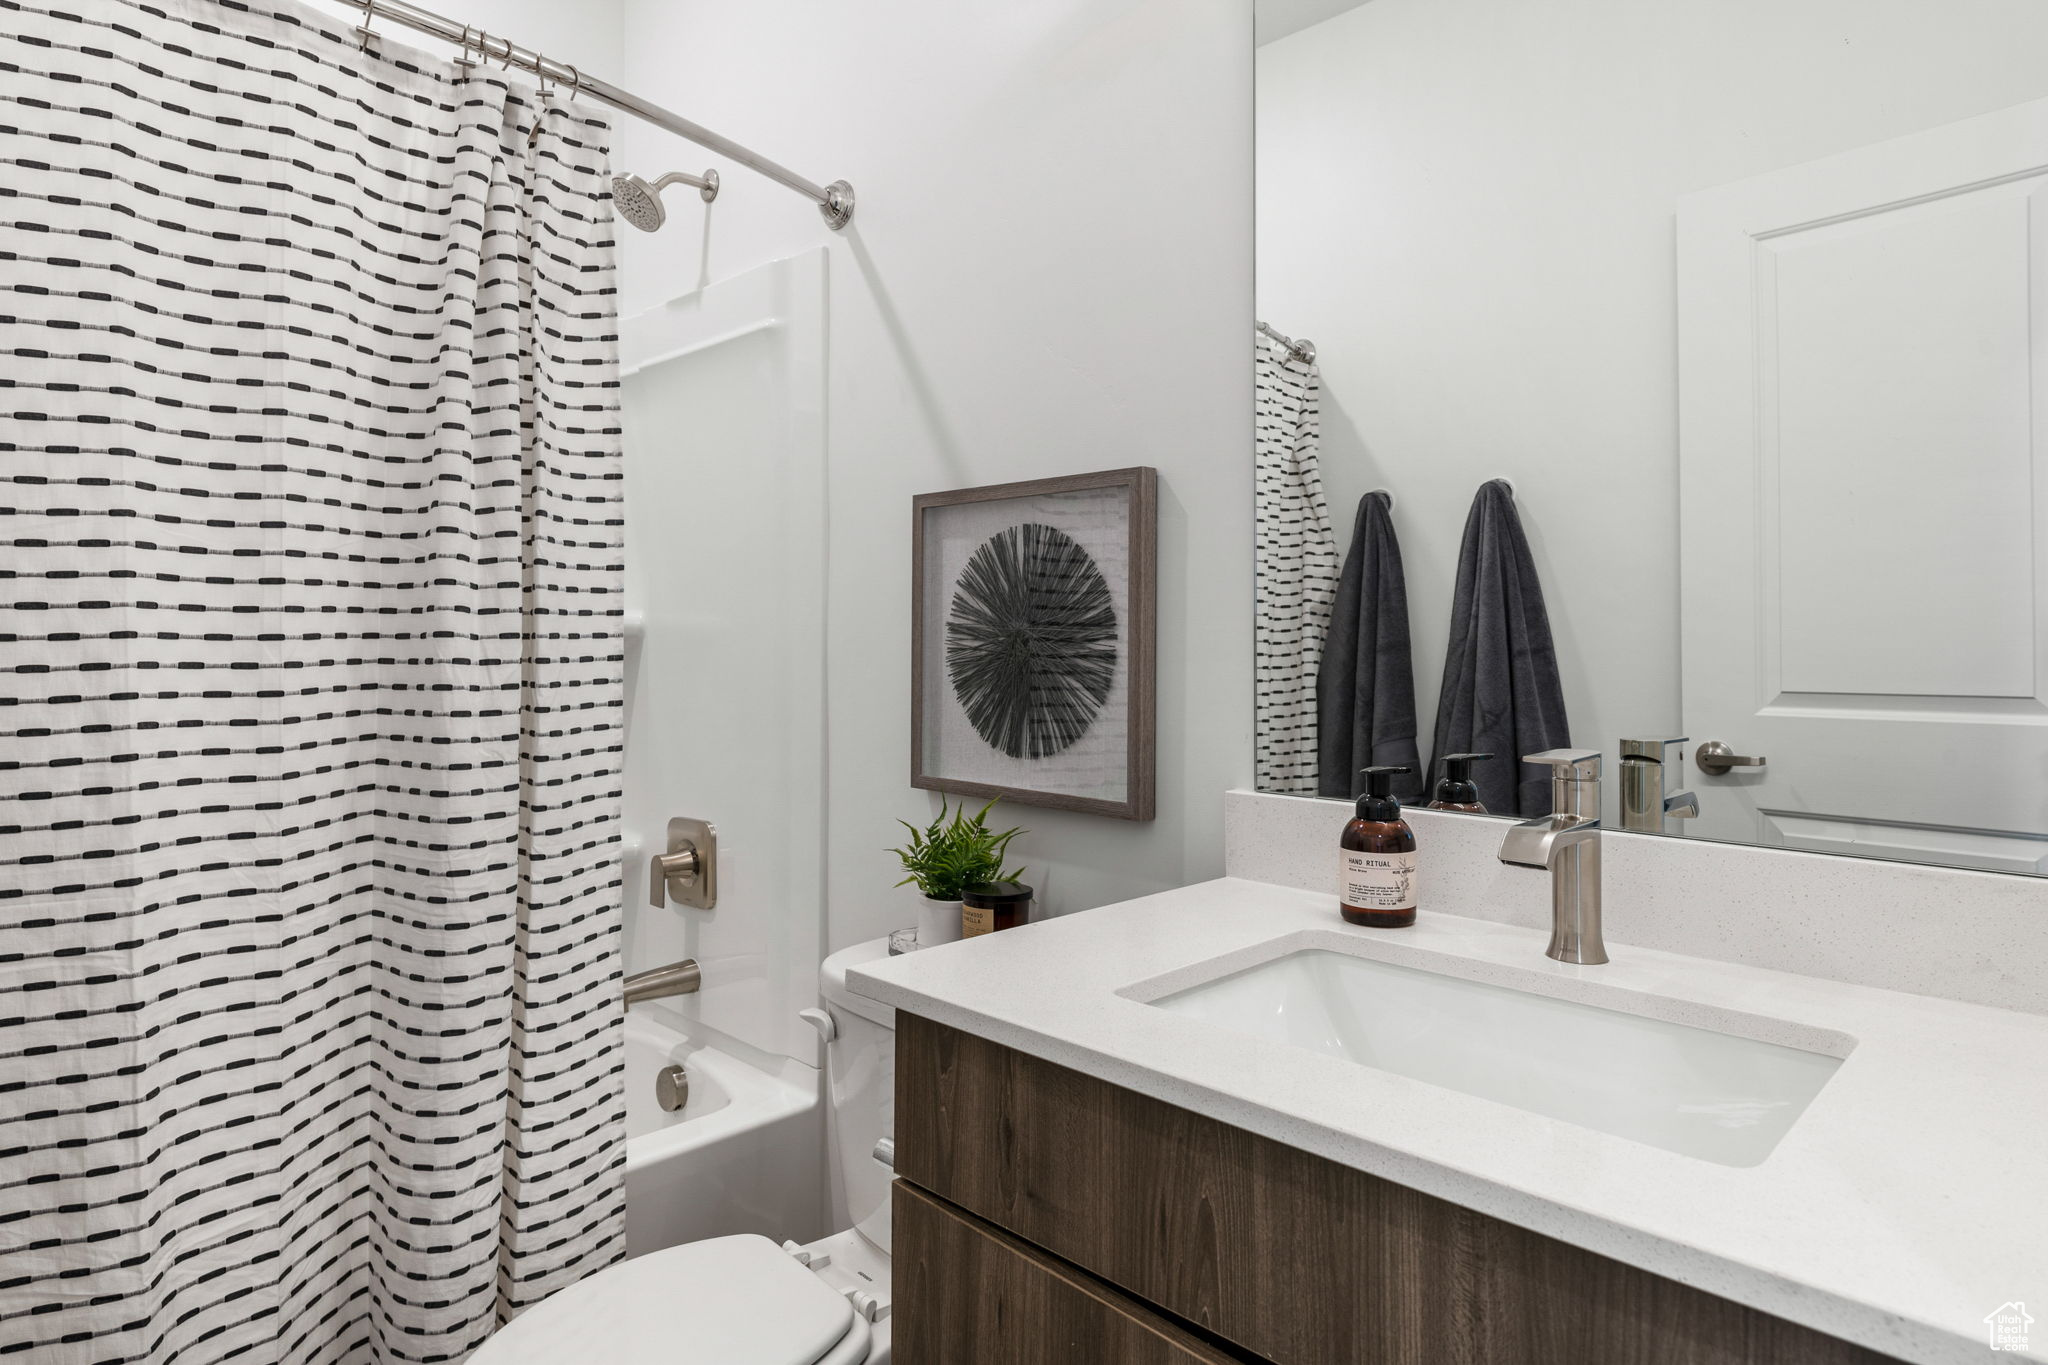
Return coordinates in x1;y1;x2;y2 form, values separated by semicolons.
1427;752;1493;813
1340;765;1417;929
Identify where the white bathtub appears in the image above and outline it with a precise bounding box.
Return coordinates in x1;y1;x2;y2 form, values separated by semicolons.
621;1007;824;1259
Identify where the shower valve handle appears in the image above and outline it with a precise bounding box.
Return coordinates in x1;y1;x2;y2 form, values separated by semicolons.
647;816;718;910
647;846;699;907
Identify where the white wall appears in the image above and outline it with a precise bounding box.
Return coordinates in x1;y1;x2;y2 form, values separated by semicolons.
618;1;1255;948
1257;0;2048;771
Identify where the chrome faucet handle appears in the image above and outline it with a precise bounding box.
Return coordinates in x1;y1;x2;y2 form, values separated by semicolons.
1664;790;1700;820
1619;736;1687;764
647;816;718;910
648;845;699;908
1523;748;1602;780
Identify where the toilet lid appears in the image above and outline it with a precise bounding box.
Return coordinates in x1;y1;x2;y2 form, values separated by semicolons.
468;1234;858;1365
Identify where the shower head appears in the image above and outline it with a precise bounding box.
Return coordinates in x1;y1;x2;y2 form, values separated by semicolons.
610;169;720;232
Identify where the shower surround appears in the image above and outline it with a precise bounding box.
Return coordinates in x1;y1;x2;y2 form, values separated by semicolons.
0;2;628;1360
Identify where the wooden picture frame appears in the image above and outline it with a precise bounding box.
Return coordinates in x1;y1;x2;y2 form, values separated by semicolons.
912;467;1157;821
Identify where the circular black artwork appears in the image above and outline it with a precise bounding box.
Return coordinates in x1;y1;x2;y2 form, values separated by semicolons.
945;522;1119;760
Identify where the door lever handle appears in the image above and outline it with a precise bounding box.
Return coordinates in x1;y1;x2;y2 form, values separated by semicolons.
1695;741;1766;776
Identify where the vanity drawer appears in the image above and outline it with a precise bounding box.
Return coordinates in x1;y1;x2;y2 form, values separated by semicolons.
894;1013;1898;1365
893;1181;1242;1365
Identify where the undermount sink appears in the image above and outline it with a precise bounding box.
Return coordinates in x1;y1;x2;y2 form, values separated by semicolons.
1147;949;1846;1167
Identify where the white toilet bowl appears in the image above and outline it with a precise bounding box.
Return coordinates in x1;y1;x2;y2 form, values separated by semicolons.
470;938;897;1365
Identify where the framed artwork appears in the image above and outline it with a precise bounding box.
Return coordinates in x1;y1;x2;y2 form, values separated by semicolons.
912;467;1157;821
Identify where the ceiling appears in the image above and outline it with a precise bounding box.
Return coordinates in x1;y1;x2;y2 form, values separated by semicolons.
1254;0;1373;47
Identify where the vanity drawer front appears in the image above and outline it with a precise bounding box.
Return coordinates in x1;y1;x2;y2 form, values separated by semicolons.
894;1013;1898;1365
893;1180;1242;1365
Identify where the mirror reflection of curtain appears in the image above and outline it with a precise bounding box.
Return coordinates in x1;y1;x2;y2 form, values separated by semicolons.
1254;328;1340;794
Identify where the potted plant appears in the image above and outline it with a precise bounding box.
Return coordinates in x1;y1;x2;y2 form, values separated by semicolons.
889;796;1026;946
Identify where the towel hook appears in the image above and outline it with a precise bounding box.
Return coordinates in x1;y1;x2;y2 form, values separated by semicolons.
1493;476;1516;497
1370;487;1397;513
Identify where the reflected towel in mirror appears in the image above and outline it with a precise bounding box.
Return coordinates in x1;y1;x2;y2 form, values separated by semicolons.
1317;490;1423;801
1426;480;1571;815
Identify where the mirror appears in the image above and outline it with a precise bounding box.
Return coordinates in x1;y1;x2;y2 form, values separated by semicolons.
1253;0;2048;875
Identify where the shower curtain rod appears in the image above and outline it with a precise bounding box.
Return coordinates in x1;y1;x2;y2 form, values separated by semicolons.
346;0;856;229
1257;320;1316;365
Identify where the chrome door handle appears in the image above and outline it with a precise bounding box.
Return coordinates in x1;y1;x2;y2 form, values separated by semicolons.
1695;741;1766;776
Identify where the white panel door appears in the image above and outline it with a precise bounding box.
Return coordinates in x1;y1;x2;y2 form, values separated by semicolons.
1679;97;2048;874
618;251;829;1062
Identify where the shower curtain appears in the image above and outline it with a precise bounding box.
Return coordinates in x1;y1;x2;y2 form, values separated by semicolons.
1254;327;1340;795
0;3;628;1361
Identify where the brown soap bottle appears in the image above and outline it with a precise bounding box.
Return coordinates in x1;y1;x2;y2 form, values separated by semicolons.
1426;752;1493;813
1340;765;1417;928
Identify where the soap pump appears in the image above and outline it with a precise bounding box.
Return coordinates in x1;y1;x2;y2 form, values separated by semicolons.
1427;752;1493;813
1339;765;1417;929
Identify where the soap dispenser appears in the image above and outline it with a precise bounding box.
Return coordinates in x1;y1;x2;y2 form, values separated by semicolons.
1427;752;1493;813
1340;765;1417;928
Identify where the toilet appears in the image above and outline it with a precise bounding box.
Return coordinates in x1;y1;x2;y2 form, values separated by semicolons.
471;938;897;1365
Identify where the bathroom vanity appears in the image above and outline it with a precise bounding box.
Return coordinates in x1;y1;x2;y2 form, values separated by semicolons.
887;1016;1878;1364
850;864;2048;1365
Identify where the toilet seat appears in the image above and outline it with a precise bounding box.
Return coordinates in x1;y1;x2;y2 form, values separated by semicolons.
467;1234;868;1365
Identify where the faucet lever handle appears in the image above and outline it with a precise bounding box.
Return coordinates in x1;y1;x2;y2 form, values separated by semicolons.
648;846;698;908
647;816;719;910
1523;748;1602;779
1619;736;1688;764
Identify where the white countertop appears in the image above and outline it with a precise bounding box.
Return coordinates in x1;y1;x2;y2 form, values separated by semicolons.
849;877;2048;1364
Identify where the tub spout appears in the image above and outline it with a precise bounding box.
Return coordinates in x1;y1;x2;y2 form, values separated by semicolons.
624;958;701;1006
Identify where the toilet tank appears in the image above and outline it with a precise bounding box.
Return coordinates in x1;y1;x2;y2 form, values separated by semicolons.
818;939;897;1254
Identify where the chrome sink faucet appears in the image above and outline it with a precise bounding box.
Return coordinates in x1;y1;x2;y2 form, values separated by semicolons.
623;958;702;1006
1497;749;1607;965
1619;736;1697;834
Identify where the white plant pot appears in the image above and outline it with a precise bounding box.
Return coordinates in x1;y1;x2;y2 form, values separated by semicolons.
916;893;964;946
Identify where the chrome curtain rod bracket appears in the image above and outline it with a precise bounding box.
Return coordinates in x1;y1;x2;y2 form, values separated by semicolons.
1257;319;1315;366
348;0;857;230
818;180;855;231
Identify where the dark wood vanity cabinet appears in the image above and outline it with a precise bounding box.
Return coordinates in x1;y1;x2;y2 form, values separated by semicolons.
891;1013;1901;1365
894;1181;1242;1364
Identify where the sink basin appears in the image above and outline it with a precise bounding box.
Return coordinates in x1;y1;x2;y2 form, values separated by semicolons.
1147;949;1845;1166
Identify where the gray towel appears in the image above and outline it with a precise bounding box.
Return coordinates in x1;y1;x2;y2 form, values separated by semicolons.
1317;492;1423;800
1427;480;1571;815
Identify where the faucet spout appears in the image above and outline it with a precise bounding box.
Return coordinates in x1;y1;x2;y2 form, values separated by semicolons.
1498;811;1600;868
624;958;701;1006
1498;750;1608;965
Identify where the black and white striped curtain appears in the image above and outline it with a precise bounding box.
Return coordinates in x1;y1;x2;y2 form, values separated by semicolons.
0;2;628;1360
1254;328;1339;795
